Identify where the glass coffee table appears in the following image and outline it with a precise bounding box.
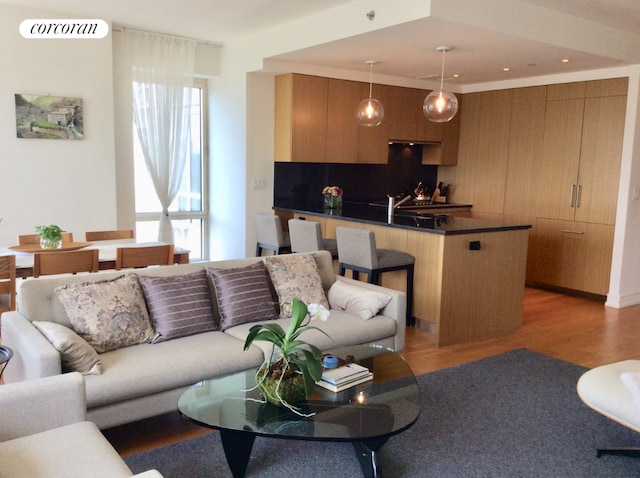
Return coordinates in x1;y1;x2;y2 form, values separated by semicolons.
178;344;421;478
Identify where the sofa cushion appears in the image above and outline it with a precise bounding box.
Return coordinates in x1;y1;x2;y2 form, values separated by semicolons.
83;332;265;408
32;321;102;375
138;270;217;342
55;274;157;353
207;262;279;331
224;308;398;356
264;254;329;317
328;279;392;320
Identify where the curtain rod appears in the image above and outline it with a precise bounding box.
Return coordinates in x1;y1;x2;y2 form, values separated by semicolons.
111;24;222;47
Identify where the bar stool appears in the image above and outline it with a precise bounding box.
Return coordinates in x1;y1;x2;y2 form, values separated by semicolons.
254;213;291;256
336;226;415;326
288;218;338;259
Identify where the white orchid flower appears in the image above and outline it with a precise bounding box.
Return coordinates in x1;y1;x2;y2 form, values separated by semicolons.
307;303;330;321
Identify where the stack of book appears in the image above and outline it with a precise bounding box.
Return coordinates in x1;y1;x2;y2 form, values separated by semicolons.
317;362;373;393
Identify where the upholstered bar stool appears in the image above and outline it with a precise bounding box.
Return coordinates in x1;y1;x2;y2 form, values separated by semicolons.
288;218;338;258
254;213;291;256
335;226;415;326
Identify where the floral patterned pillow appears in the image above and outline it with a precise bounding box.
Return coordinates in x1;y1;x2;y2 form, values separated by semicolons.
264;254;329;318
55;274;157;353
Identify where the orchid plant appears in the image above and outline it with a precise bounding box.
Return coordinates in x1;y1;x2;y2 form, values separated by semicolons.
244;297;331;409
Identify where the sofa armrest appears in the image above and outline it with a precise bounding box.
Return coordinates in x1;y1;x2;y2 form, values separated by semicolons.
0;311;62;383
332;276;406;352
132;471;165;477
0;372;86;441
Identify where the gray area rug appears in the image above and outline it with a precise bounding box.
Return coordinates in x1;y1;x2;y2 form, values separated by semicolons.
125;349;640;477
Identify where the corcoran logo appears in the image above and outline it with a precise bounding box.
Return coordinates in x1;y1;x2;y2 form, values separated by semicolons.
20;19;109;39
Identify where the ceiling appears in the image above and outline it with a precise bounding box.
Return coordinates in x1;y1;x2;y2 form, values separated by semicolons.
7;0;640;87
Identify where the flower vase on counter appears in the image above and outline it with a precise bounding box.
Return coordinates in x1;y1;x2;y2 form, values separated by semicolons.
322;186;343;211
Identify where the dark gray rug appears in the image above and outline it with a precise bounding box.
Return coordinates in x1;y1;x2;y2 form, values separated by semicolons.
125;349;640;477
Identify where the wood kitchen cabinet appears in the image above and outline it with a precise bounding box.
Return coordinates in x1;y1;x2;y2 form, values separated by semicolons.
437;89;512;213
327;78;366;163
536;78;627;225
275;74;462;164
529;77;627;295
529;218;614;295
274;74;328;163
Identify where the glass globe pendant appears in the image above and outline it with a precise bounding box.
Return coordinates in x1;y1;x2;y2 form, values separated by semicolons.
424;46;458;123
357;60;384;127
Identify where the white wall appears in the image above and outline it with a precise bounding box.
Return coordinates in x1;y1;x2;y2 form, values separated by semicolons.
0;4;117;245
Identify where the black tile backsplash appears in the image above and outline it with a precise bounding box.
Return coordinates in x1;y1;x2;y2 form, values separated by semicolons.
274;144;438;209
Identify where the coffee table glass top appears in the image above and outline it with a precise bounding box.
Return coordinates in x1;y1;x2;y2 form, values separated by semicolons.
178;344;421;442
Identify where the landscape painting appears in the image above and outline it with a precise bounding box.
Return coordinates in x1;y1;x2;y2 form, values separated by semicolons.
15;94;83;140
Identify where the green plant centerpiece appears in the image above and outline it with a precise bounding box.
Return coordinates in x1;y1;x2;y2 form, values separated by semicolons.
244;297;331;413
35;225;65;249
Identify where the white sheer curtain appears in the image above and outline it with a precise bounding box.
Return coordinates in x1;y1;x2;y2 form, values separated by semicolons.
122;30;197;243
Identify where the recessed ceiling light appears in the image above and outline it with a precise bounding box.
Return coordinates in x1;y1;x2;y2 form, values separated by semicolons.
452;74;460;78
502;67;510;72
562;58;570;63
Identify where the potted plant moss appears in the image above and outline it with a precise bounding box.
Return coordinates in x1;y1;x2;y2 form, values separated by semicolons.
244;298;331;413
35;225;64;249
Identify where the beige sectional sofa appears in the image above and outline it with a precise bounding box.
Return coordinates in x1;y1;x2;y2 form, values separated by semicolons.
1;251;406;429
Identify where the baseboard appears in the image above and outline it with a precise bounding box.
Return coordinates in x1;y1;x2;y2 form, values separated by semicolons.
605;291;640;309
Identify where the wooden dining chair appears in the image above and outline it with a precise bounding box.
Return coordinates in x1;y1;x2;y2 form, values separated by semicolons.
18;232;74;245
0;255;17;314
32;249;99;278
85;229;134;241
115;244;175;270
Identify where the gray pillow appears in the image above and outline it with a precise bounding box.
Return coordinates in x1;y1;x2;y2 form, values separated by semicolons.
138;270;217;342
33;321;102;375
207;262;278;331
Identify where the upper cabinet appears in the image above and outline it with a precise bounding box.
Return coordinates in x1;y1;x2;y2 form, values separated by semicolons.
274;74;328;163
274;74;461;164
537;78;628;226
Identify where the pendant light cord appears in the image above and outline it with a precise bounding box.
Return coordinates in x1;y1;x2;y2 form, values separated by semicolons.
439;48;445;93
369;61;373;99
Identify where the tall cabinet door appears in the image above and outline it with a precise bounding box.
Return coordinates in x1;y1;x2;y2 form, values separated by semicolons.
574;94;627;225
503;86;547;218
537;96;584;220
326;79;366;163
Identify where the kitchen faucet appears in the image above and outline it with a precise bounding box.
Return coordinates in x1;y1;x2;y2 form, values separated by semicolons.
387;194;412;220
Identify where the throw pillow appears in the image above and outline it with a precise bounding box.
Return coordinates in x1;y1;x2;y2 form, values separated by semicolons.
327;280;392;320
33;321;102;375
207;262;279;331
264;254;329;317
139;270;217;342
55;274;157;353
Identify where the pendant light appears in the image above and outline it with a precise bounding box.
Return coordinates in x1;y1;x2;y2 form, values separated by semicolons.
356;60;384;127
423;46;458;123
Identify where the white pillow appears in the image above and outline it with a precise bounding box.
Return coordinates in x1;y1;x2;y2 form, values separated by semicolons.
327;280;392;320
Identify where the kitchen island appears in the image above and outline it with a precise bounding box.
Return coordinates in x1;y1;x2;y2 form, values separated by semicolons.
275;202;531;346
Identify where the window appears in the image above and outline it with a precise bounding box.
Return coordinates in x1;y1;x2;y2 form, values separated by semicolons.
133;78;208;261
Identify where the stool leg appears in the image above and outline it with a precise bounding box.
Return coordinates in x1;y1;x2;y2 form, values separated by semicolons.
406;264;415;327
338;264;346;276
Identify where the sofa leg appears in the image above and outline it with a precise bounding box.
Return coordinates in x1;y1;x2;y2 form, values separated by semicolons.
596;447;640;458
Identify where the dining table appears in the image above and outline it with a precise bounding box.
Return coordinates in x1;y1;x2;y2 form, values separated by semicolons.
1;239;190;279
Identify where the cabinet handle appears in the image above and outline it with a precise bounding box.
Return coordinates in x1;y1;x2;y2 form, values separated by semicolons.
560;230;584;235
575;184;582;208
570;184;576;207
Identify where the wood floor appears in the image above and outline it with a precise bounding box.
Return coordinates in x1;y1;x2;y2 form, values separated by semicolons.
104;286;640;457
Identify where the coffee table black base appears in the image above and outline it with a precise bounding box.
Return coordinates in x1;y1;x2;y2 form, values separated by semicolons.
218;430;390;478
353;437;389;478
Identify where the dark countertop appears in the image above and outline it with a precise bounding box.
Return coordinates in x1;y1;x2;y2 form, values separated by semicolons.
276;202;532;235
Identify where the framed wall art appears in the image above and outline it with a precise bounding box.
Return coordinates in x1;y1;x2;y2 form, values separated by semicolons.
15;94;83;140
